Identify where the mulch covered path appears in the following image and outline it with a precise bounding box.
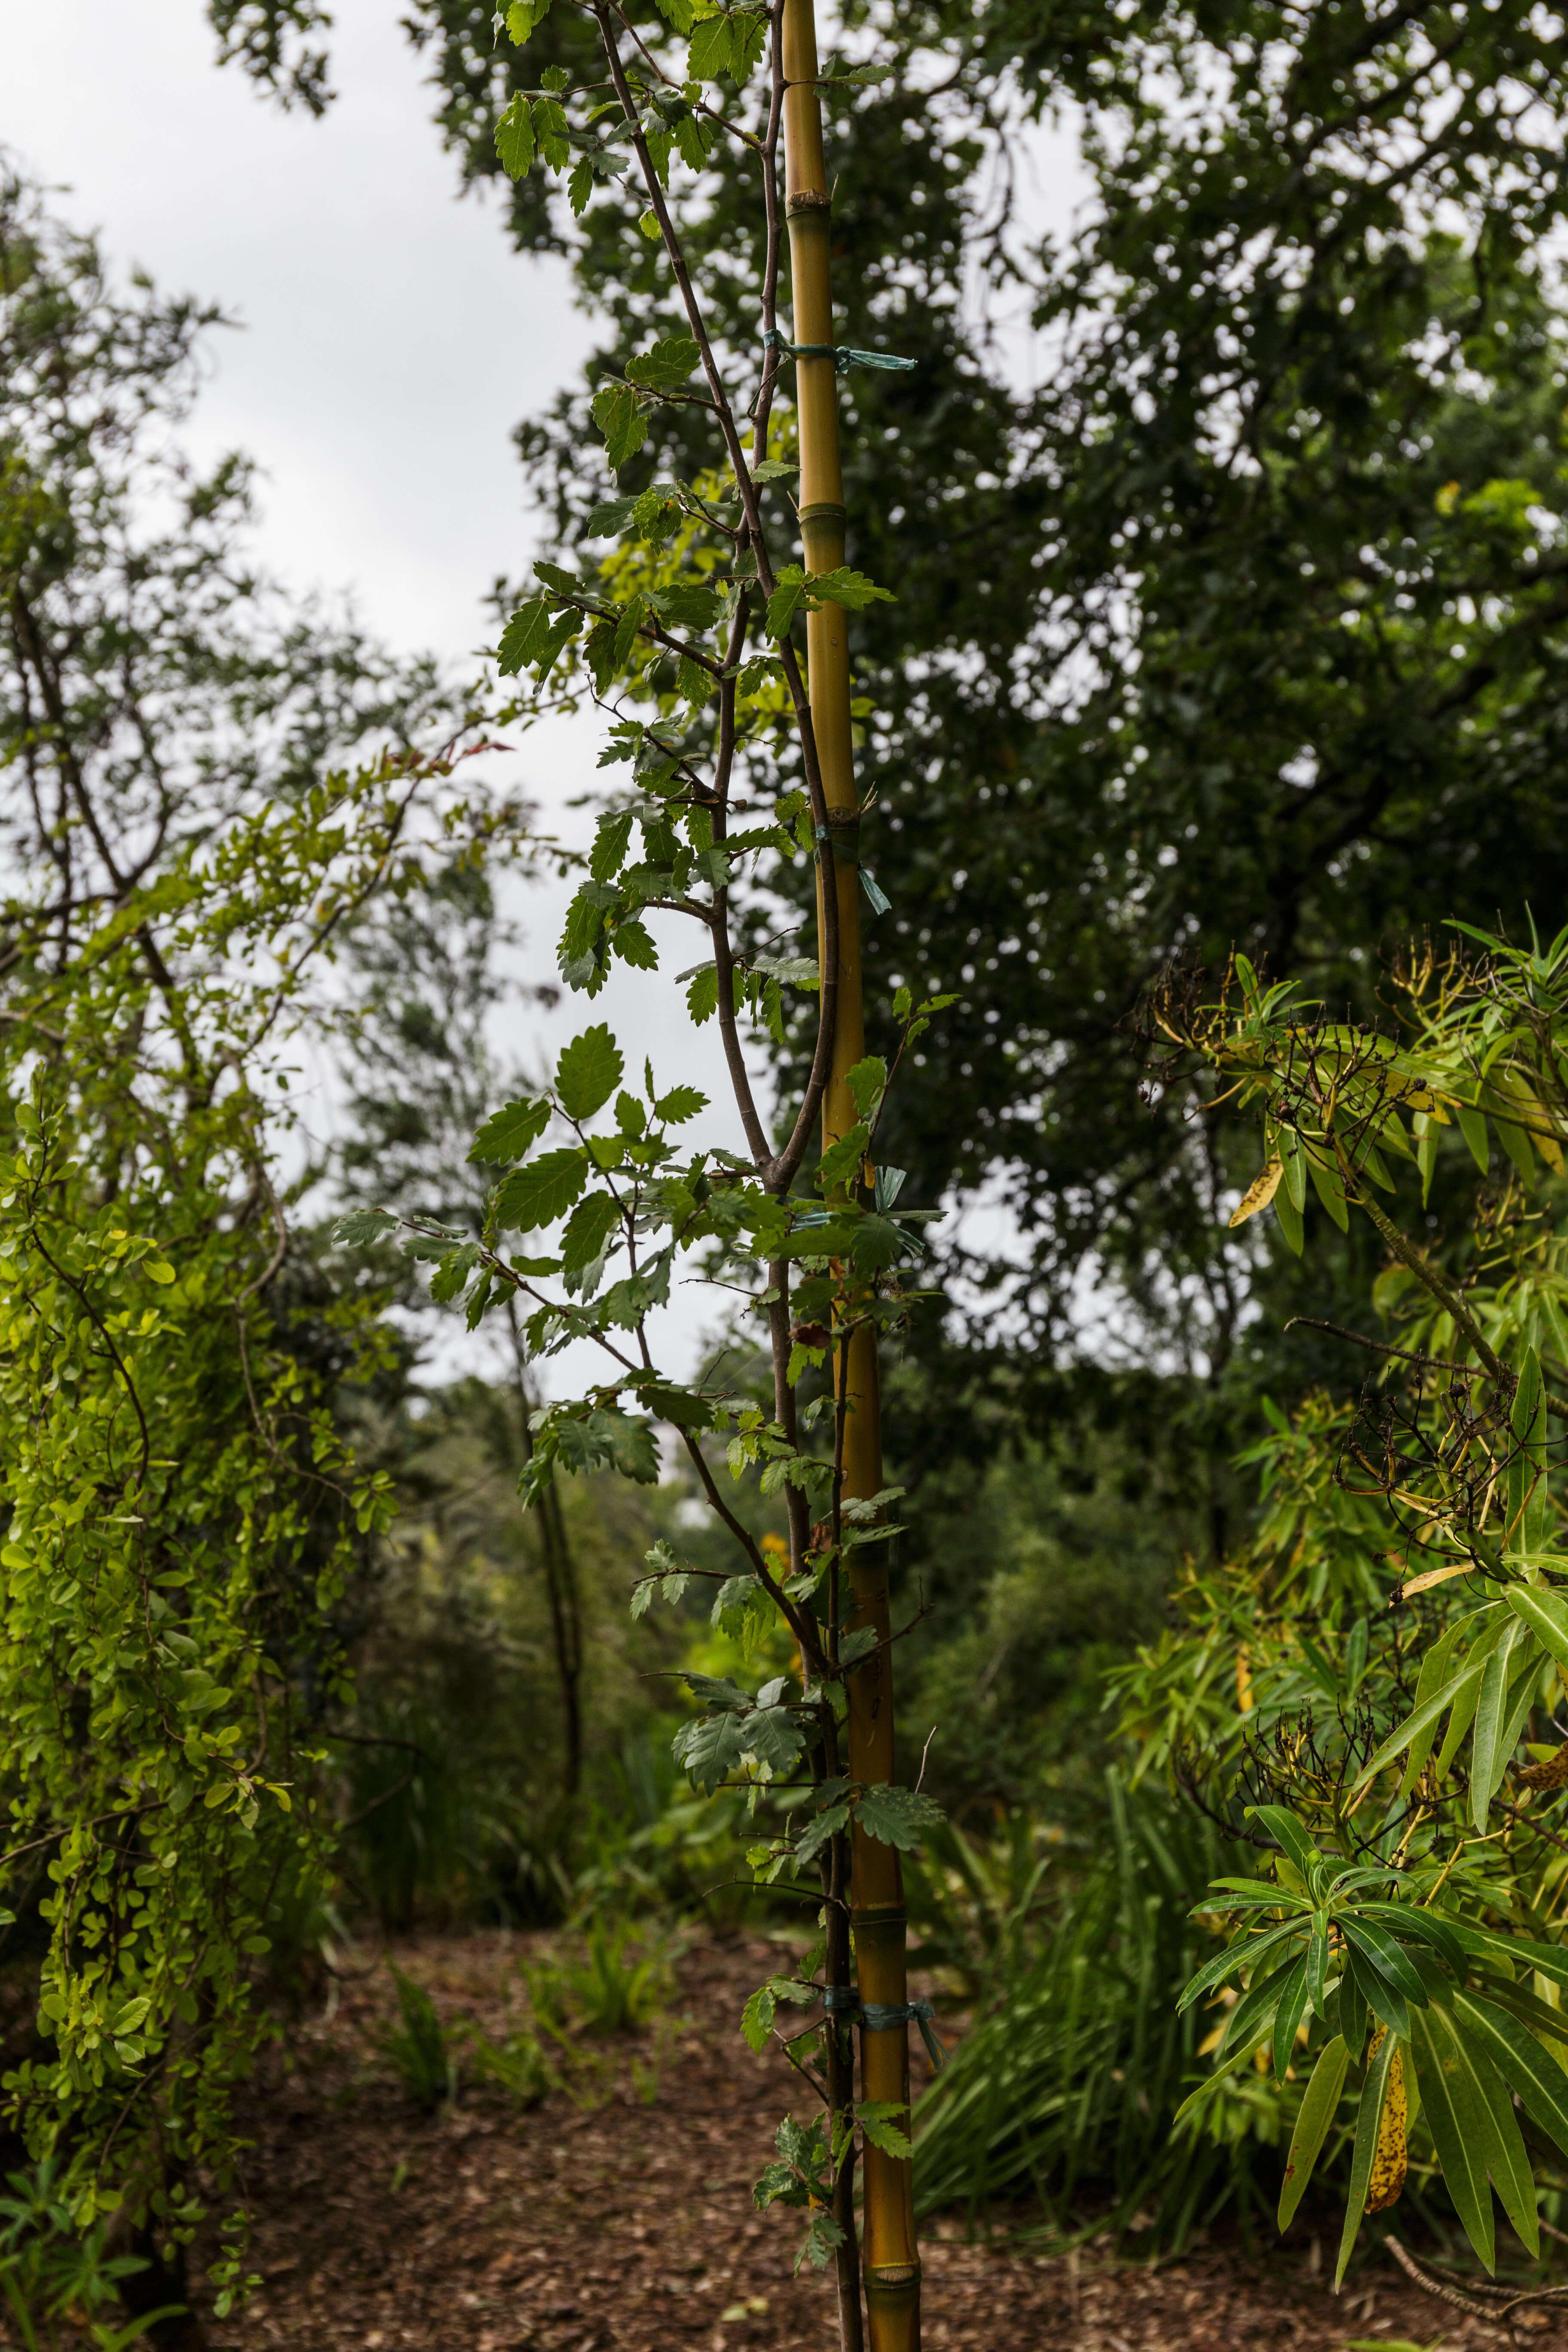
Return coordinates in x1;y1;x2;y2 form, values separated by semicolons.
181;1930;1555;2350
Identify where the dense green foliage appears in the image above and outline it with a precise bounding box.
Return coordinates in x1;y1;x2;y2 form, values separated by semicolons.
0;160;511;2324
1118;930;1568;2279
913;1779;1244;2239
214;0;1568;1374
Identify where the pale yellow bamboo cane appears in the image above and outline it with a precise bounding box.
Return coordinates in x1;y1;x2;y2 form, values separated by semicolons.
779;8;922;2344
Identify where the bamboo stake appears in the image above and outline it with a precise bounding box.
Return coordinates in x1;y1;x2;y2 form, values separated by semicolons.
779;10;922;2345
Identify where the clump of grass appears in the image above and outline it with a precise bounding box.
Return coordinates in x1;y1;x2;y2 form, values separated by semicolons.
904;1810;1056;2006
383;1964;456;2110
462;2025;554;2108
522;1917;672;2041
913;1773;1265;2249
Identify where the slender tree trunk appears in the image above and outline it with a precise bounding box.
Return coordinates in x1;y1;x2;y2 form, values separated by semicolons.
505;1298;584;1800
781;10;922;2343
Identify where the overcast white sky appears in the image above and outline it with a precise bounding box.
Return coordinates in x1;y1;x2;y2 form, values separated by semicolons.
5;0;1088;1381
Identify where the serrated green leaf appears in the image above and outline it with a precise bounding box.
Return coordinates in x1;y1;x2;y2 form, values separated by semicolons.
469;1097;551;1165
794;1799;852;1870
493;1148;588;1232
585;496;639;540
852;1783;944;1850
845;1056;888;1122
591;810;634;884
653;1084;707;1125
729;8;767;79
560;1190;618;1273
687;12;732;80
817;1123;870;1199
557;1023;624;1121
333;1209;397;1247
625;336;701;392
856;2101;913;2160
428;1244;479;1305
648;581;722;632
807;565;895;612
744;1706;805;1776
495;92;536;177
742;1985;776;2052
672;1709;747;1793
592;381;649;471
498;596;556;675
531;93;570;170
795;2209;847;2274
766;566;808;639
609;918;655;972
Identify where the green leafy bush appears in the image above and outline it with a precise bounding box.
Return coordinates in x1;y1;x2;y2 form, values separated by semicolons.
1125;929;1568;2281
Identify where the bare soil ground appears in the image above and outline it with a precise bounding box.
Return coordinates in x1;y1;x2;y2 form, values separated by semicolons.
185;1930;1554;2350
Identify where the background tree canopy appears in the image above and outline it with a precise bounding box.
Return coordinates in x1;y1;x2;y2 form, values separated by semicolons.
216;0;1568;1385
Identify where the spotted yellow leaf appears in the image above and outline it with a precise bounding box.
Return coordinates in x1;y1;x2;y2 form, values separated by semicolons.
1366;2030;1407;2214
1229;1158;1283;1228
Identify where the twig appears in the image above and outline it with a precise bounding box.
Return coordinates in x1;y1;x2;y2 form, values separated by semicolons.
1284;1316;1479;1378
1381;2230;1498;2322
914;1724;937;1794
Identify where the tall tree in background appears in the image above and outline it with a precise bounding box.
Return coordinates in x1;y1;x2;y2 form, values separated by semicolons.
217;0;1568;1390
336;870;590;1800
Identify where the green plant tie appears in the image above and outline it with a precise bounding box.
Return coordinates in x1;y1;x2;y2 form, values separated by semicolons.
762;328;916;377
861;1997;948;2071
821;1988;947;2070
815;822;891;917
